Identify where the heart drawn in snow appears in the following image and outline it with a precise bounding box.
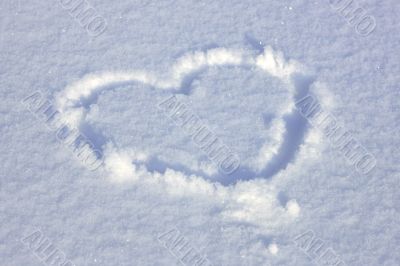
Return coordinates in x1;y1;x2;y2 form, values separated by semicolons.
54;46;317;186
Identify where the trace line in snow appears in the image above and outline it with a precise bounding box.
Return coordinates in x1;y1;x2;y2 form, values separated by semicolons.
54;46;319;186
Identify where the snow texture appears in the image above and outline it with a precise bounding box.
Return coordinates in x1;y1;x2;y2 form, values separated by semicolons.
1;0;399;265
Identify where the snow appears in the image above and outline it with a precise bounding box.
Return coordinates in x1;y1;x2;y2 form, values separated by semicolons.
268;243;279;256
1;0;399;265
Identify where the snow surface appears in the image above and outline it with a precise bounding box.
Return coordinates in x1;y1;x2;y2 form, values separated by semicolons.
1;0;399;265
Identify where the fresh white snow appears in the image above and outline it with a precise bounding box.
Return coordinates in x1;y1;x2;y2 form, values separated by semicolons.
1;0;399;265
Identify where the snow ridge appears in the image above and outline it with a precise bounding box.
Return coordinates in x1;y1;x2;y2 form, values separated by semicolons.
52;46;332;234
54;47;317;183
